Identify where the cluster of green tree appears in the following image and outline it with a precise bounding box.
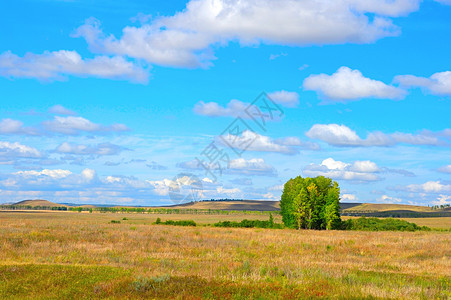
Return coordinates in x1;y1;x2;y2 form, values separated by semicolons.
342;217;430;231
280;176;341;230
154;218;197;226
431;204;450;210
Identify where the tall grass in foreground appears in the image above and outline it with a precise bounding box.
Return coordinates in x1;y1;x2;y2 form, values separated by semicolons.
0;211;449;299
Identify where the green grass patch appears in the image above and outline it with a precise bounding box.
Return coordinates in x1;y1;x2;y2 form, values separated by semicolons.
0;264;129;299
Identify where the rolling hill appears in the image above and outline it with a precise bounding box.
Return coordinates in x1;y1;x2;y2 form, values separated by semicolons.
5;199;449;217
11;200;68;208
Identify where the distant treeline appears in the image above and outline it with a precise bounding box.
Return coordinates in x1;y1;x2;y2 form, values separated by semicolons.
342;210;451;218
0;205;277;215
0;205;68;211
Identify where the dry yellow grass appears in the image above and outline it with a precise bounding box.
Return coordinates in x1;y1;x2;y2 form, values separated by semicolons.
0;211;450;299
342;203;435;212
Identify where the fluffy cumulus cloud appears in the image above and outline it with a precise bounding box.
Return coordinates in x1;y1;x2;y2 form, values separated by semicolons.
306;124;446;147
378;194;402;203
0;50;148;83
1;168;98;190
303;158;382;182
395;71;451;96
15;169;72;179
178;157;277;176
55;142;126;156
42;116;129;135
193;99;248;118
0;141;42;159
303;66;406;101
147;175;205;198
74;0;420;68
341;193;358;202
218;130;319;154
267;91;300;107
432;194;451;206
0;119;37;135
405;181;451;193
194;91;298;118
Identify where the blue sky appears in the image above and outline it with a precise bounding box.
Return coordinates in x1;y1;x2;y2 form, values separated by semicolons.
0;0;450;206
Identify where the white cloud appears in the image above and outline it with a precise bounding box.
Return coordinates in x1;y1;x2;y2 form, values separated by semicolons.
0;50;148;83
306;124;444;147
193;91;298;118
0;141;42;158
74;1;420;67
432;194;451;206
304;158;382;182
406;181;451;193
228;158;276;176
341;193;358;202
378;194;402;203
48;105;77;116
303;66;406;101
350;160;380;173
395;71;451;96
0;119;37;135
55;142;125;156
268;90;299;107
147;175;203;197
178;157;277;176
42;116;129;135
218;130;318;154
321;157;349;170
438;165;451;174
15;169;72;179
193;99;248;118
82;168;96;182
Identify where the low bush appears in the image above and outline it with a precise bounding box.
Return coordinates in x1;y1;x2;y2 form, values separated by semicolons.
213;219;283;229
342;217;430;231
154;219;197;227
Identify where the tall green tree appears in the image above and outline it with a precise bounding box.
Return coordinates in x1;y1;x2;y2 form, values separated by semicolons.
280;176;342;230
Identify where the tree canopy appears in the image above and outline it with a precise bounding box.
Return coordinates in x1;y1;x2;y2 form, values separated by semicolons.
280;176;341;230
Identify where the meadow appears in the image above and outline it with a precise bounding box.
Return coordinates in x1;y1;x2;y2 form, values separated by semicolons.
0;211;450;299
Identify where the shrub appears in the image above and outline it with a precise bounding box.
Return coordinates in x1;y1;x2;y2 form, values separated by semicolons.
110;220;121;224
213;218;283;229
154;219;196;227
342;217;430;231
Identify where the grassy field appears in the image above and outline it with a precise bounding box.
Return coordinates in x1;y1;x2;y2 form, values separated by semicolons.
341;203;436;213
0;211;450;299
